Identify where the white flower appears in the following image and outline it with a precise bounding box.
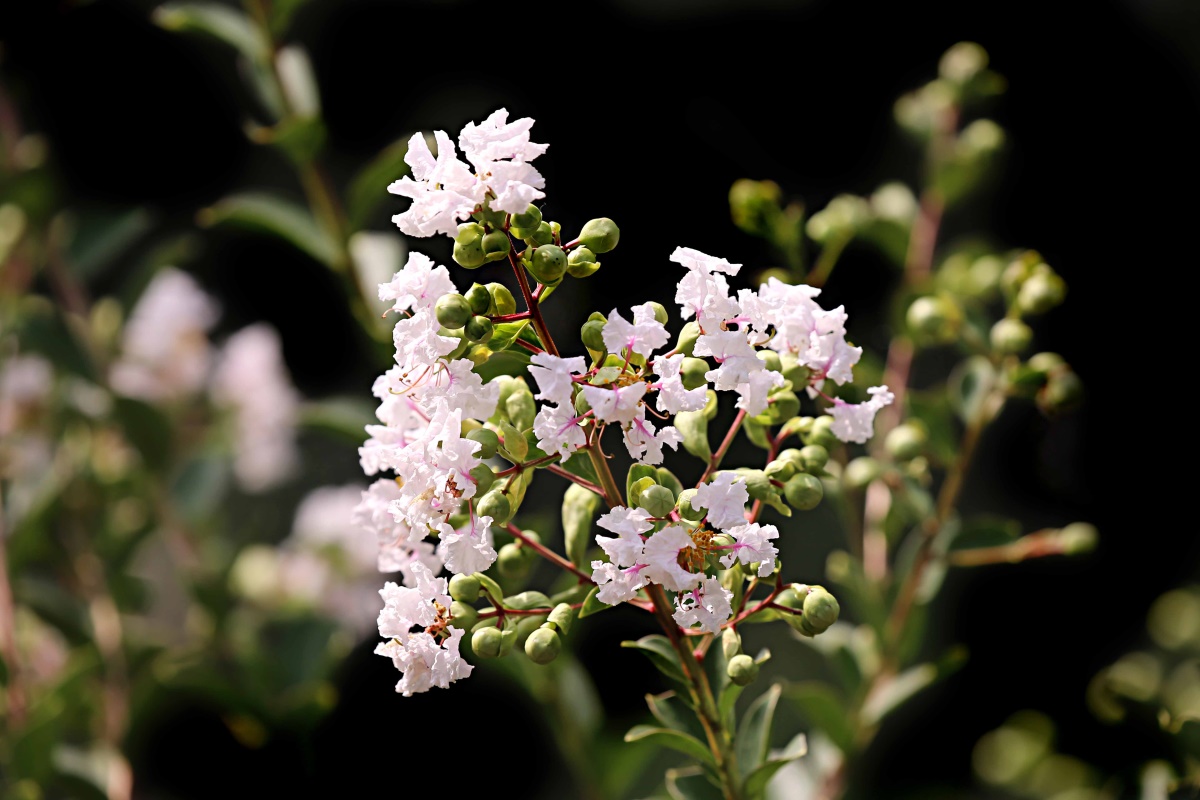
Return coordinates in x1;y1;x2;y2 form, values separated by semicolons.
830;385;894;444
720;523;780;577
602;303;670;359
478;159;546;215
623;408;682;466
385;404;481;528
532;402;587;461
418;358;500;422
652;353;707;415
458;109;548;165
734;368;785;416
641;525;702;592
692;473;749;531
671;247;742;331
673;577;734;634
354;479;425;563
582;382;647;426
376;561;450;641
595;506;653;566
110;268;218;402
392;308;458;366
375;627;472;696
591;561;649;605
436;515;497;575
378;251;455;315
210;324;300;493
527;352;585;407
389;131;480;238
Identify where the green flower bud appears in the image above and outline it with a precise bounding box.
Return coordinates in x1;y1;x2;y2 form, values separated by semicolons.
1038;369;1083;414
435;293;473;329
465;315;494;343
939;41;989;85
799;586;840;637
547;603;575;635
578;217;620;253
527;244;567;284
450;600;478;630
628;476;658;510
732;469;774;502
777;448;805;469
566;246;600;278
474;204;507;230
990;317;1033;355
906;295;961;345
581;319;606;353
527;221;554;247
466;283;492;316
676;321;701;356
779;352;811;389
455;222;485;245
656;468;684;499
756;349;782;373
798;445;829;473
478;491;513;526
729;179;783;236
642;301;668;325
453;226;487;268
638;484;676;518
449;573;482;602
1027;351;1065;375
487;283;517;316
497;541;528;578
1016;270;1066;316
481;230;511;262
764;391;800;424
804;416;839;450
764;459;796;482
721;627;742;660
511;205;542;231
885;424;926;462
784;473;824;510
676;488;705;522
467;428;499;459
727;653;759;686
680;357;710;390
844;456;883;489
472;626;504;659
572;390;591;416
524;626;561;665
1057;522;1098;554
506;388;537;430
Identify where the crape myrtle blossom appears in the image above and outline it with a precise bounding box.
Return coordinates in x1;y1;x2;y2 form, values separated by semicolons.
436;514;497;575
375;562;472;696
623;406;683;466
602;303;670;360
673;577;735;635
693;472;751;531
529;352;589;460
652;353;707;415
353;478;445;582
720;523;780;578
830;385;896;444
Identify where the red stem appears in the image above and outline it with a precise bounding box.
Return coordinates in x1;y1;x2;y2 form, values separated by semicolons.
506;523;591;582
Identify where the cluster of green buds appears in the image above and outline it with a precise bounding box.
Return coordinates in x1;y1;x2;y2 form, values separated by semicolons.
450;571;580;667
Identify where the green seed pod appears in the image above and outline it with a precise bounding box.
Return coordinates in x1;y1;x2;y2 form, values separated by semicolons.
799;586;840;637
511;204;542;231
497;541;528;578
478;491;513;526
466;428;499;460
798;445;829;473
449;574;482;603
784;473;824;510
487;283;517;316
472;626;504;659
465;283;492;316
675;321;701;357
450;600;478;630
638;484;676;518
727;653;759;686
567;246;600;278
805;416;839;450
764;459;797;482
506;387;537;431
990;318;1033;355
528;245;567;284
885;424;926;462
524;626;561;665
1016;269;1066;316
482;230;511;262
721;627;743;660
680;357;710;390
465;315;494;343
756;350;782;374
435;293;473;330
547;603;576;635
581;319;607;353
676;488;705;522
906;295;961;345
844;456;883;489
578;217;620;253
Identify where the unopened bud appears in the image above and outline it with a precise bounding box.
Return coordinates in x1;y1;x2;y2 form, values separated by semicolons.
581;319;607;352
729;179;783;236
578;217;620;253
525;626;562;665
676;488;705;522
469;463;495;494
638;484;676;518
449;574;482;603
764;459;796;482
721;627;742;660
465;315;494;343
799;586;840;637
798;445;829;473
939;41;988;85
567;246;600;278
453;223;486;268
478;492;513;527
465;284;492;316
528;244;567;284
680;357;710;390
487;283;517;316
1016;269;1066;316
506;388;537;430
435;293;473;330
467;428;499;459
844;457;883;489
907;295;961;345
885;424;926;462
676;321;701;356
804;416;839;450
990;318;1033;355
727;653;759;686
757;350;782;374
511;204;542;231
497;541;528;578
450;600;478;629
527;221;554;247
1038;369;1083;414
645;301;669;325
547;603;576;635
472;626;504;659
482;230;511;262
784;473;823;510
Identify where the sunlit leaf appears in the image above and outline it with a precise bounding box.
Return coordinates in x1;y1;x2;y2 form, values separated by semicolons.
199;193;339;267
625;725;717;770
742;733;808;798
736;683;782;778
622;635;687;685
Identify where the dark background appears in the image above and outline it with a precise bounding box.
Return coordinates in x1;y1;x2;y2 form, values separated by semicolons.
3;0;1198;796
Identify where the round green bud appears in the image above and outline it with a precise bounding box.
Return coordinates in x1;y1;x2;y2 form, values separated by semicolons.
675;321;701;357
506;388;537;430
799;586;840;637
779;352;811;389
798;445;829;473
680;357;710;390
1027;351;1065;375
805;416;839;450
1039;370;1083;414
487;283;517;316
449;573;482;603
777;448;805;469
472;626;504;659
497;541;528;578
676;488;705;521
1016;270;1066;316
481;230;511;262
757;350;782;374
939;41;988;85
768;391;800;422
455;222;485;246
907;295;960;345
644;302;669;326
990;318;1033;355
466;284;492;316
1057;522;1098;554
527;221;554;247
511;204;542;231
435;293;473;330
465;315;494;343
573;390;591;416
581;319;607;352
453;239;487;269
478;491;512;526
727;653;759;686
567;246;600;278
547;603;576;635
638;484;677;518
772;584;810;633
844;456;883;489
578;217;620;253
443;327;470;360
528;245;567;284
885;424;927;462
469;463;495;495
721;627;742;660
466;428;499;459
764;459;797;482
450;601;478;630
784;473;824;510
524;626;562;665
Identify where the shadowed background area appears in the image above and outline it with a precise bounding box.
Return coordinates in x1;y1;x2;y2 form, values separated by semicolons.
1;0;1197;796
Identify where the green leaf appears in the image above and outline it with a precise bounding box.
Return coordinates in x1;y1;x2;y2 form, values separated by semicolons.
742;417;772;450
67;208;154;280
736;683;783;778
621;635;687;685
561;450;599;485
347;137;410;229
624;725;716;770
562;483;601;568
949;355;996;423
675;409;712;462
200;193;339;266
474;348;531;382
719;683;744;731
578;586;611;618
153;3;268;62
948;515;1022;552
646;691;707;742
112;397;173;470
860;647;967;727
786;681;854;752
299;397;375;444
741;733;808;799
666;766;725;800
488;320;531;353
